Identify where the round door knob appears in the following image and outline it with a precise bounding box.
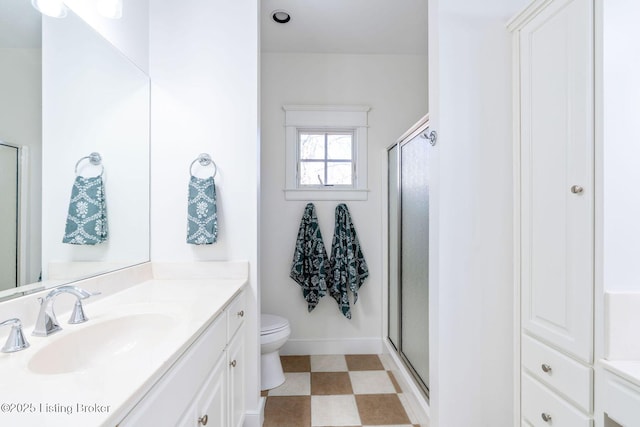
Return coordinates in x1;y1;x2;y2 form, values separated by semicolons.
541;413;552;422
229;359;237;368
237;310;244;317
571;185;584;194
198;414;208;425
541;364;552;373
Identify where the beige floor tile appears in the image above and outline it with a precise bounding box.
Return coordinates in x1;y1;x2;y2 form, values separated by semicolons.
345;354;384;371
268;372;311;396
349;370;397;394
310;354;348;372
263;395;311;427
311;395;361;426
311;372;353;395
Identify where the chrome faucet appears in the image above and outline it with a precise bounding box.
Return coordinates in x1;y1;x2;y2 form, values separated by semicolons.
0;318;29;352
32;286;100;337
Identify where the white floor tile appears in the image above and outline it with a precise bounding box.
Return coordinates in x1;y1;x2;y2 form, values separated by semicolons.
311;395;361;426
310;354;348;372
267;372;310;396
349;370;396;394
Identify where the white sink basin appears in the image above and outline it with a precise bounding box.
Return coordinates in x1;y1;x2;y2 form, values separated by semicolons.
28;313;173;375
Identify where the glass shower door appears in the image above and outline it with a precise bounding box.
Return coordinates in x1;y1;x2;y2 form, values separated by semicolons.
388;145;400;349
400;131;429;393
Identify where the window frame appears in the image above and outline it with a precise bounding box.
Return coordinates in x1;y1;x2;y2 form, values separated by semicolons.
296;129;356;188
283;105;370;201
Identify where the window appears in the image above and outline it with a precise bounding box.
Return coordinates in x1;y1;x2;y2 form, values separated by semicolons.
298;130;354;187
284;105;370;201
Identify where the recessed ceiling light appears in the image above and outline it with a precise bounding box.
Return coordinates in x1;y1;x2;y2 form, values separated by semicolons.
272;10;291;24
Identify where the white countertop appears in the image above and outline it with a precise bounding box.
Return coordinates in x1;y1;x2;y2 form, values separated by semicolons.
0;278;246;427
600;359;640;389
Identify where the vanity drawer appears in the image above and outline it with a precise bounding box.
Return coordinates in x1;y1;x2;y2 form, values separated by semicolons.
522;373;592;427
227;289;246;339
522;334;592;412
603;369;640;427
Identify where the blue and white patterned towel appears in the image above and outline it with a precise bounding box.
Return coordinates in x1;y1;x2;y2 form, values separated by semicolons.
290;203;330;312
187;176;218;245
62;176;108;245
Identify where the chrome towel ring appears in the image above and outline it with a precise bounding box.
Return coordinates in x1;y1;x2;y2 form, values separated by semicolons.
189;153;217;178
75;152;104;177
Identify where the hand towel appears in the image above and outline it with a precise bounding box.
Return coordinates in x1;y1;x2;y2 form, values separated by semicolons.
187;176;218;245
329;203;369;319
62;176;108;245
290;203;330;312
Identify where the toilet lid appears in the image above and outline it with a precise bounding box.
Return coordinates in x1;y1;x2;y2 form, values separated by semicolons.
261;314;289;334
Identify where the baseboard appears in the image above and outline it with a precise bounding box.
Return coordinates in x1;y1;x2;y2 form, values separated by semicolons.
281;337;384;355
383;340;430;425
243;397;266;427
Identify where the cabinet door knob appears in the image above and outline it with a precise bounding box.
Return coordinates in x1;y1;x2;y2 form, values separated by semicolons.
198;414;208;425
237;310;244;317
229;359;237;368
541;413;552;422
541;364;552;373
570;185;583;194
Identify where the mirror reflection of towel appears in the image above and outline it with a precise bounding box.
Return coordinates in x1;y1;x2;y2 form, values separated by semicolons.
187;176;218;245
62;176;108;245
290;203;330;312
329;203;368;319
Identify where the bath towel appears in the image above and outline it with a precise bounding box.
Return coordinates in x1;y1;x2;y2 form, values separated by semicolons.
62;176;108;245
290;203;330;312
187;176;218;244
329;203;369;319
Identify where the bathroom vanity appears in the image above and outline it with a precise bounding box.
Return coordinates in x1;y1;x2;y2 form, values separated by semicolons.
0;262;249;427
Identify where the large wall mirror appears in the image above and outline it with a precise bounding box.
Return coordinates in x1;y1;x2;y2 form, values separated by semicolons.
0;0;150;300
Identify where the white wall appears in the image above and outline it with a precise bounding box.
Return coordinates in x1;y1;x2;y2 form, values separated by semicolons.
261;52;428;354
427;0;528;425
0;48;42;285
149;0;260;422
602;2;640;292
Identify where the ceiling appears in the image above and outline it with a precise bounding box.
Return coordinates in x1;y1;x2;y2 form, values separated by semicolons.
0;0;41;49
261;0;428;55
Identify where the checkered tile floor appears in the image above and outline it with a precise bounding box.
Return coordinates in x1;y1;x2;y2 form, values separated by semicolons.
262;354;423;427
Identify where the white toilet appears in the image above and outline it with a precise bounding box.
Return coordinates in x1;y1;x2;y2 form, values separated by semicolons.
260;314;291;390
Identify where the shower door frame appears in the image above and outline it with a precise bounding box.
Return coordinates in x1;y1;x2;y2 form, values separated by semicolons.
386;114;430;399
0;141;27;289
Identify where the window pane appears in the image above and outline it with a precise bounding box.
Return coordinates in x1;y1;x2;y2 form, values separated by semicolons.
299;161;325;185
327;162;352;185
327;133;352;160
299;133;325;159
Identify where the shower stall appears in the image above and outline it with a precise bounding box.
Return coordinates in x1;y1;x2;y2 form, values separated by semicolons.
387;116;431;398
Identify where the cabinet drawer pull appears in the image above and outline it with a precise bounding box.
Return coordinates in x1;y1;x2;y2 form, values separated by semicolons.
570;185;583;194
237;310;244;317
198;414;208;425
541;413;552;423
229;359;237;368
541;364;552;373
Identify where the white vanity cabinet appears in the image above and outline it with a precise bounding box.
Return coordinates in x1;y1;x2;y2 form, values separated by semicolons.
118;289;246;427
510;0;595;425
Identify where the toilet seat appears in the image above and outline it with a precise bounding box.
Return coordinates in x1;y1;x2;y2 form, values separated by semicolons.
261;314;289;335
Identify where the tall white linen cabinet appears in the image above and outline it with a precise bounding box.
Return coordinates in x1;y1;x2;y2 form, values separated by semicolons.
510;0;596;426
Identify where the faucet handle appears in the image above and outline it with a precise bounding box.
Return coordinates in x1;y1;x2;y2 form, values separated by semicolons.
68;291;101;324
0;318;30;353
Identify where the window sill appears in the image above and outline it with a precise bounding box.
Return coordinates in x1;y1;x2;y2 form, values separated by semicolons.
284;188;369;201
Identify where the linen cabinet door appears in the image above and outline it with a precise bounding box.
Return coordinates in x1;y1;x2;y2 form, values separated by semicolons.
228;328;245;427
519;0;594;363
